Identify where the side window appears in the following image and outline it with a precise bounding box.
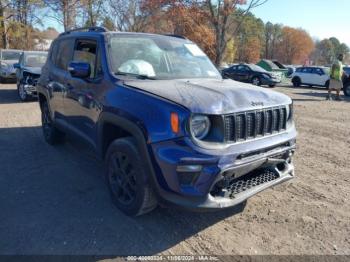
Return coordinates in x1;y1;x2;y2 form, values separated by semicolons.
56;38;74;70
238;65;246;72
73;39;100;78
301;67;311;73
313;68;323;75
228;66;236;72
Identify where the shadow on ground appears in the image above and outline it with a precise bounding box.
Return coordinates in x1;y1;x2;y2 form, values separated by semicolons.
0;126;245;256
293;91;350;102
0;87;21;104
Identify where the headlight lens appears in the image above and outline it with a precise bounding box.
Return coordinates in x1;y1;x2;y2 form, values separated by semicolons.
190;115;211;140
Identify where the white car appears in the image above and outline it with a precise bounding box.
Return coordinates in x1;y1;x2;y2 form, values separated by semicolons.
291;67;330;88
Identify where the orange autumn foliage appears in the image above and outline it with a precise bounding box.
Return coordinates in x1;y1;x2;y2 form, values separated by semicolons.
276;26;314;64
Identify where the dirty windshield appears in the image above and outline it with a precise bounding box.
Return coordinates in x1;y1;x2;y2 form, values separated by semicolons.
108;34;221;80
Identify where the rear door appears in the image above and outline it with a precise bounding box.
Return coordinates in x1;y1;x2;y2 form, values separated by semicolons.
44;38;74;120
300;67;313;84
236;65;251;82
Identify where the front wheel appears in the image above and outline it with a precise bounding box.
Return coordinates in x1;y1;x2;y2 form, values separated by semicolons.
268;84;276;88
325;80;330;90
17;82;29;102
251;77;261;86
106;137;157;216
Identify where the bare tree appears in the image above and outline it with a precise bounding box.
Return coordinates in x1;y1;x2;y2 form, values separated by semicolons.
81;0;104;27
43;0;80;31
0;0;11;48
205;0;268;65
108;0;164;32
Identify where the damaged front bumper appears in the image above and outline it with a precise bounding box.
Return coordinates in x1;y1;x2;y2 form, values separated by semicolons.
150;129;296;210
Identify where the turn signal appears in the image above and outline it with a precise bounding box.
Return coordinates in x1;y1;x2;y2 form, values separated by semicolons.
171;112;179;134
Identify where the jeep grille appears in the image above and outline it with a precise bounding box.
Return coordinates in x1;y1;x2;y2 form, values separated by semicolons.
224;106;287;142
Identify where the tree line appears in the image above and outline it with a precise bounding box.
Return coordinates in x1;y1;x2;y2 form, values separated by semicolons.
0;0;348;66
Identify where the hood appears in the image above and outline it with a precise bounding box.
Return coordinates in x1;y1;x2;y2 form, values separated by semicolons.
124;78;291;114
22;66;42;75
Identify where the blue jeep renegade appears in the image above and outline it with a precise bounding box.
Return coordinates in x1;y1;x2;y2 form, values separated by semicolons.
37;27;297;216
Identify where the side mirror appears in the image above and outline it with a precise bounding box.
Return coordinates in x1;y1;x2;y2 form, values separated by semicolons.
68;61;90;78
13;63;20;69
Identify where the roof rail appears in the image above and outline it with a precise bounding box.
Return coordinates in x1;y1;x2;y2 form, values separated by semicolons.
59;26;109;36
163;34;187;40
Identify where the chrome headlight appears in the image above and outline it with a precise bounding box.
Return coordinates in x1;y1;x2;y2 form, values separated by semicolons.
190;115;211;140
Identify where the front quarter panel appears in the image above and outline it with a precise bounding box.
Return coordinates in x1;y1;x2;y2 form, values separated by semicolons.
102;81;191;144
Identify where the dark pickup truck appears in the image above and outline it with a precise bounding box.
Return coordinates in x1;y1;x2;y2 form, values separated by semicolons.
36;27;297;216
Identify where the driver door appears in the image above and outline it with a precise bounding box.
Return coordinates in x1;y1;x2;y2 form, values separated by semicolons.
64;38;103;142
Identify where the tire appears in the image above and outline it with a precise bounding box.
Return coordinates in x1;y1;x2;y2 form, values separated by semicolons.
251;76;261;86
268;84;276;88
344;82;350;97
41;100;65;145
325;80;330;90
292;77;301;87
106;137;157;216
17;82;29;102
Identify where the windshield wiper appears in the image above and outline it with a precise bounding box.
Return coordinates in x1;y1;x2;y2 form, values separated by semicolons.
114;71;157;80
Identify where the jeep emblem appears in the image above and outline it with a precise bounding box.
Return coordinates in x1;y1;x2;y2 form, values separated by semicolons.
251;101;264;106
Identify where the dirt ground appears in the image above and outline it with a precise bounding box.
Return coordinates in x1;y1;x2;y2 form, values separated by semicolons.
0;83;349;256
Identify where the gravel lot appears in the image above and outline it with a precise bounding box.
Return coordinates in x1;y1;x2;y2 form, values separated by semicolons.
0;83;349;256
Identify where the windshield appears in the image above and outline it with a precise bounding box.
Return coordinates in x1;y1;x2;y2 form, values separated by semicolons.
108;34;221;80
24;53;47;67
2;51;21;60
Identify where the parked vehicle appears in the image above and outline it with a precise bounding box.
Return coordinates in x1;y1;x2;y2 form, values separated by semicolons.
0;49;22;82
222;63;281;87
291;66;330;88
257;59;288;79
37;27;296;216
285;66;296;78
343;66;350;76
342;68;350;96
14;51;48;101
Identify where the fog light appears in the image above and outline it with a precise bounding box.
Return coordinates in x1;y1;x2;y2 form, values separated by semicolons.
176;165;202;186
176;165;202;172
